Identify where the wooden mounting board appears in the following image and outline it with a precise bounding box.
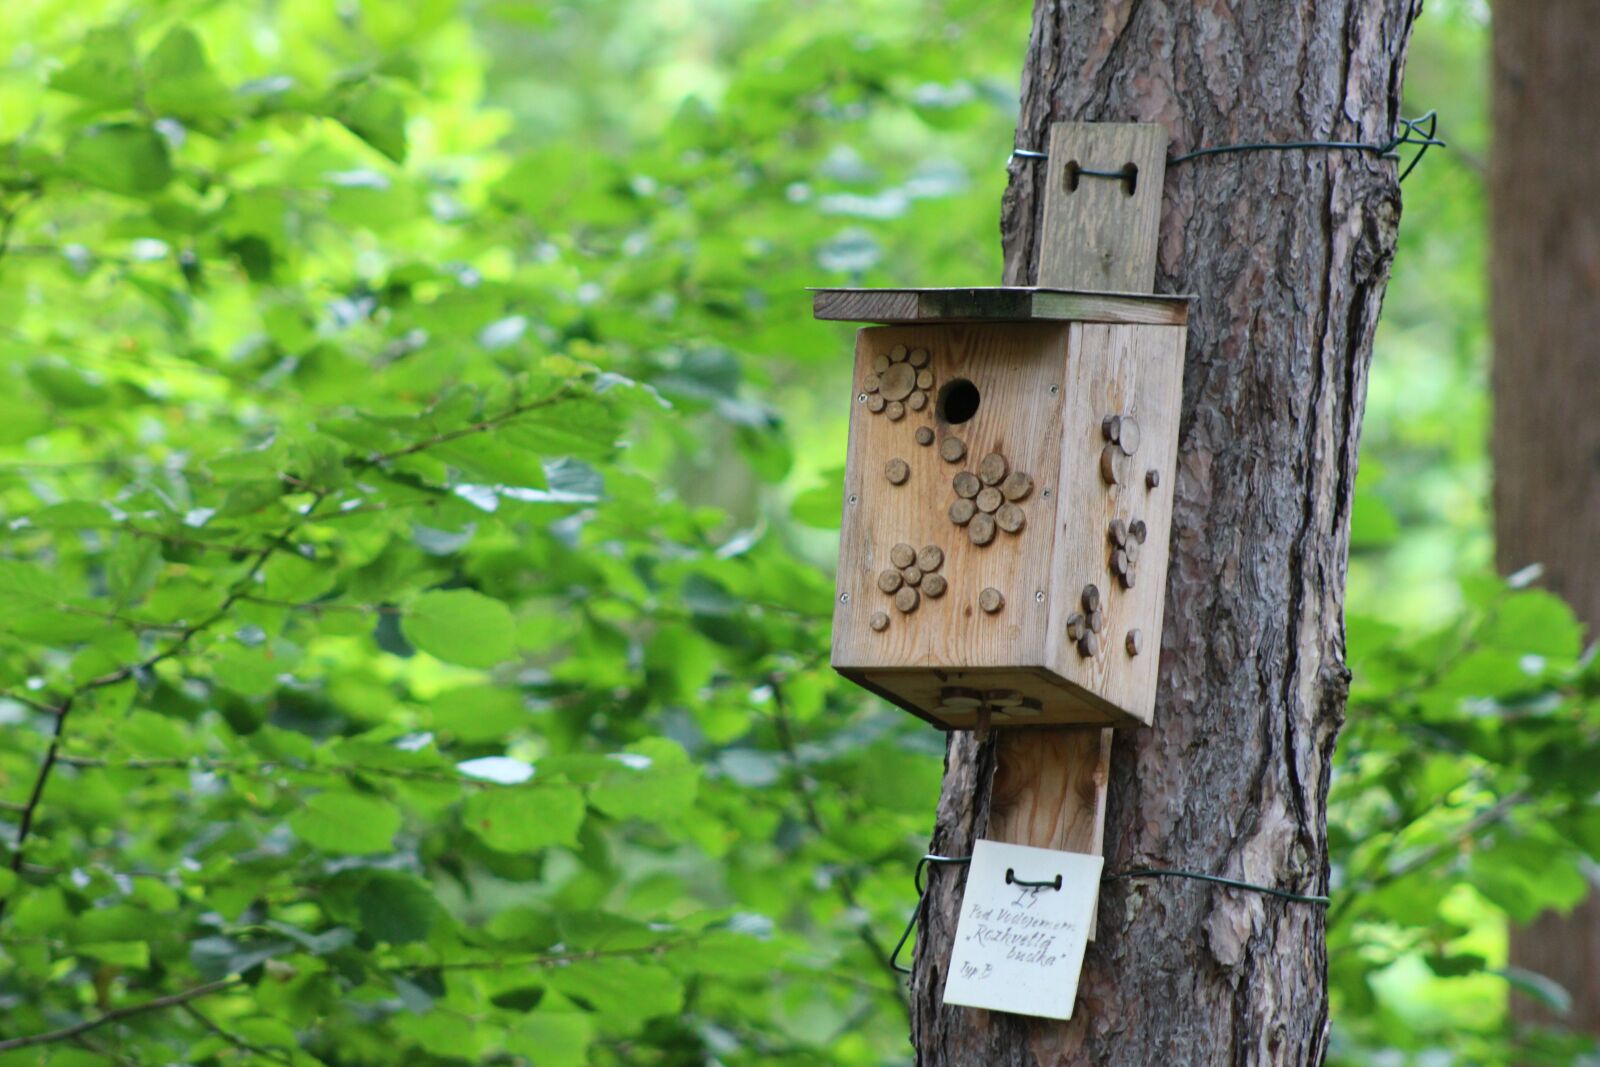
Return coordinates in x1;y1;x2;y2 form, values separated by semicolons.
812;287;1189;327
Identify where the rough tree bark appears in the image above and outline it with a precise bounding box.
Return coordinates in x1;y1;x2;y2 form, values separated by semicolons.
909;3;1422;1064
1491;0;1600;1037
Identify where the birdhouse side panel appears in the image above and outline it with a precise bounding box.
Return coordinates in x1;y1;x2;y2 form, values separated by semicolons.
831;323;1069;676
1044;322;1187;727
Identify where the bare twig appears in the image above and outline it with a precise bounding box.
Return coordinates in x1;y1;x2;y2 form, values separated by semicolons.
0;493;327;917
768;675;910;1021
0;978;243;1052
181;1003;294;1065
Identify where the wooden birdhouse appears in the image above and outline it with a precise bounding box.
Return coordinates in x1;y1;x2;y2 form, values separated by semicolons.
814;123;1189;730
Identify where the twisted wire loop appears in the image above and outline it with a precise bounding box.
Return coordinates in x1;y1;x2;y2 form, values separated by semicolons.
888;853;1330;974
1011;110;1445;182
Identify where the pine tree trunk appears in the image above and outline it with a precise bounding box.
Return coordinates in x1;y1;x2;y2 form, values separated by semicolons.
909;3;1421;1063
1491;0;1600;1035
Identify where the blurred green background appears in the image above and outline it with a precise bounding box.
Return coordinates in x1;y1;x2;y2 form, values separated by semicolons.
1;1;1595;1064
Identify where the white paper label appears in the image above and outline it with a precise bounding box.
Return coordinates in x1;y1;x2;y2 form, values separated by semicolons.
941;839;1103;1020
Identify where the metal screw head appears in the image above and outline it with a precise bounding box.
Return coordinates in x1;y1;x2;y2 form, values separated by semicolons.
858;393;868;404
1035;590;1045;603
1049;384;1060;395
847;493;858;505
839;592;850;604
1041;488;1051;499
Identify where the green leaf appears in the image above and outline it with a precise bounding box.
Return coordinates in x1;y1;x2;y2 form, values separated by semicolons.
789;485;842;529
588;739;699;821
117;710;192;759
504;1012;593;1067
63;124;173;197
332;79;408;163
463;785;584;853
402;589;516;668
546;958;683;1027
144;26;233;121
289;791;403;854
428;684;529;742
355;871;436;945
48;26;138;107
75;940;150;969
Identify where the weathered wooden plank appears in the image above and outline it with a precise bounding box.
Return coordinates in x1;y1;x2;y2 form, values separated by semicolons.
811;287;1188;327
1035;122;1169;292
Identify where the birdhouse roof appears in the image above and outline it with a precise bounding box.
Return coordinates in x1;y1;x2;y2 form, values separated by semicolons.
811;286;1190;327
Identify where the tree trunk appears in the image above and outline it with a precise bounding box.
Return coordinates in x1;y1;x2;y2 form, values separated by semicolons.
910;3;1421;1064
1491;0;1600;1036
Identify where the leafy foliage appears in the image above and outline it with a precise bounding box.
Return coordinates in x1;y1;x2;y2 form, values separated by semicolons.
0;1;1593;1066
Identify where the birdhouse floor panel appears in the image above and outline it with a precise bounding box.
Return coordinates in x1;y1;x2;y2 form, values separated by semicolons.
841;666;1147;730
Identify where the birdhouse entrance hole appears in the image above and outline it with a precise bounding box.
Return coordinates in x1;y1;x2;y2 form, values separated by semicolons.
937;378;981;425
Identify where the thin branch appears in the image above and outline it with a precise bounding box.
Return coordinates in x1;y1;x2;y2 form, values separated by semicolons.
768;675;910;1021
0;978;243;1052
181;1003;294;1065
363;390;574;467
409;938;702;973
1;493;327;917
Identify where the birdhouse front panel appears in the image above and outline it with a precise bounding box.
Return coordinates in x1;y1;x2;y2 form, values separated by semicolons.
827;305;1186;730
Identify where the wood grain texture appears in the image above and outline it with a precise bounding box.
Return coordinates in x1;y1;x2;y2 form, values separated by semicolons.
833;324;1067;674
812;287;1189;326
1044;324;1185;726
831;321;1184;729
1491;0;1600;1034
913;1;1421;1063
1036;123;1168;292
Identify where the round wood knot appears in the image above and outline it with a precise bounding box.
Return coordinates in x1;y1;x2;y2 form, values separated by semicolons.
978;587;1005;614
862;373;881;393
1087;609;1105;634
938;686;982;710
939;436;967;463
1100;444;1122;486
1126;628;1143;656
901;566;923;586
1078;632;1100;657
985;689;1023;708
884;458;910;485
968;512;996;546
908;347;930;368
889;543;917;569
877;569;903;594
1081;584;1101;612
880;362;916;402
872;353;891;374
952;471;980;499
908;390;929;411
885;400;906;421
975;487;1003;513
915;426;935;447
916;545;944;572
948;498;977;526
869;611;889;632
1108;518;1127;546
978;452;1008;485
1111;548;1128;576
1118;417;1141;456
894;586;920;613
1119;567;1137;590
996;502;1025;534
1145;468;1161;489
866;394;886;413
1101;414;1121;443
1129;519;1148;543
921;573;947;598
1065;612;1086;641
889;344;909;363
1000;471;1034;501
916;369;935;390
